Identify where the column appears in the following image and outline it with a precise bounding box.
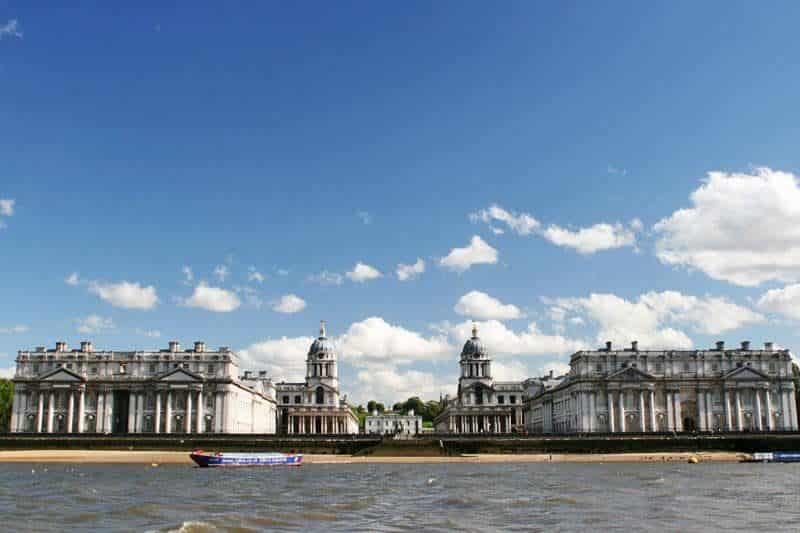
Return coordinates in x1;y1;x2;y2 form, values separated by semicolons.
507;414;511;432
639;391;646;432
10;392;19;433
755;389;763;431
705;391;713;431
697;391;706;431
36;392;44;433
96;392;105;433
136;393;144;433
674;392;683;432
589;392;597;433
618;390;626;432
214;392;223;433
666;391;674;431
608;392;616;433
46;392;55;433
724;390;733;431
155;392;162;434
196;391;204;434
165;391;173;433
128;392;136;433
185;391;193;433
649;390;657;432
77;389;85;433
790;389;798;430
105;391;113;433
766;389;774;430
66;391;74;433
735;390;743;431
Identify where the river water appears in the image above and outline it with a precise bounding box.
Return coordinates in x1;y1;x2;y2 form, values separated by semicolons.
1;462;797;532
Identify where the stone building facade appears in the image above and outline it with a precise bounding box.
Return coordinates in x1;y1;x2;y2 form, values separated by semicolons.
9;341;277;434
524;341;799;434
434;324;524;433
275;322;359;434
365;410;423;436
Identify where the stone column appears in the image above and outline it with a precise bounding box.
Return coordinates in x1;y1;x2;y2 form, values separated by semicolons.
638;391;646;432
10;391;19;433
77;389;85;433
735;390;743;431
66;391;75;433
185;391;193;433
196;391;204;434
589;392;596;433
165;391;173;433
128;392;136;433
155;392;162;434
666;391;674;431
765;390;774;431
724;390;732;430
608;392;616;432
697;391;706;431
755;389;763;431
46;391;55;433
618;390;626;433
96;392;104;433
674;392;682;432
790;389;798;430
36;392;44;433
705;391;713;431
105;391;113;433
649;390;657;432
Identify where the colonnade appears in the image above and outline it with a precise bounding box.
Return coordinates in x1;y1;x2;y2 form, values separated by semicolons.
286;413;351;434
448;413;513;433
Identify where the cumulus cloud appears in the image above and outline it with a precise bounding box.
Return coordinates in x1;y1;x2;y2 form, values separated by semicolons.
0;366;15;379
88;281;158;310
0;199;14;216
0;19;21;40
181;266;194;285
346;262;382;283
239;335;315;382
308;270;344;286
213;265;229;282
247;267;265;283
542;221;640;254
491;360;529;382
0;325;28;334
65;272;80;286
439;235;498;272
470;204;540;235
183;284;241;312
446;320;586;357
76;315;115;334
353;367;455;405
339;317;452;364
454;290;522;320
549;291;764;349
757;284;800;321
654;167;800;286
538;360;571;377
272;294;307;314
396;258;425;281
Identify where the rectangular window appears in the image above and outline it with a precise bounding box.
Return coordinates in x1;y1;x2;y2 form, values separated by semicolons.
149;364;157;373
33;364;39;373
90;366;97;374
282;396;289;404
498;395;505;404
294;395;301;404
66;363;73;369
207;364;215;374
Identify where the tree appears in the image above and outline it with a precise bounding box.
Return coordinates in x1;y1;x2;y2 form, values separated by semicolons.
366;400;385;414
0;379;13;433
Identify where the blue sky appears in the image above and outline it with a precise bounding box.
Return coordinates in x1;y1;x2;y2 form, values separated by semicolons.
3;2;800;404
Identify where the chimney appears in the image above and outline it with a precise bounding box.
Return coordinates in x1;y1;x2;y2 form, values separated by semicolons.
55;341;67;352
194;341;205;353
169;341;180;353
80;341;93;353
765;342;774;352
244;370;252;379
631;340;639;352
716;341;725;351
259;370;267;378
741;340;750;351
605;341;612;351
549;369;554;378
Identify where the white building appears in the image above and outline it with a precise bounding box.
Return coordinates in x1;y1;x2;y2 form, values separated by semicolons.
524;340;800;434
365;410;423;436
9;341;277;434
434;324;524;433
275;322;359;434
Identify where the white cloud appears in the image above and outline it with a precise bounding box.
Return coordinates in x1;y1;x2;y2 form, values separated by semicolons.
492;360;529;382
757;284;800;321
181;266;194;285
470;204;540;235
88;281;158;310
454;290;522;320
65;272;80;286
357;211;372;225
0;325;28;334
654;167;800;286
247;267;265;283
308;270;344;286
542;221;639;254
346;262;382;283
0;366;15;379
213;265;229;282
354;367;455;405
396;258;425;281
549;291;764;349
339;317;453;364
76;315;115;334
136;329;161;338
0;19;22;40
239;335;315;382
277;269;289;276
0;199;15;216
538;360;571;377
446;320;586;357
272;294;307;314
439;235;498;272
183;284;241;312
235;285;263;309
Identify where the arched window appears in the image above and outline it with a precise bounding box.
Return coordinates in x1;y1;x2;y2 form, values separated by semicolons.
315;386;325;405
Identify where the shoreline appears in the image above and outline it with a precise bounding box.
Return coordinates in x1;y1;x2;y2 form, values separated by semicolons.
0;450;746;464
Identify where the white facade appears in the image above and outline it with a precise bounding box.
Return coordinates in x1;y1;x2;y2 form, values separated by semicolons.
276;322;359;435
365;410;423;436
434;324;524;433
9;341;277;434
524;341;799;434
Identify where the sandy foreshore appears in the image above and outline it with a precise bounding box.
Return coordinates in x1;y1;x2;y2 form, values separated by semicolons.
0;450;746;464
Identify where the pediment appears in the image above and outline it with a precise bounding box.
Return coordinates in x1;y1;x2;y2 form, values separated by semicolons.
41;368;84;382
158;368;202;382
724;366;769;381
608;366;654;381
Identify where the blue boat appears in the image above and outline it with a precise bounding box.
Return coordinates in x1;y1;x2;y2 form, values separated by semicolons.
741;452;800;463
190;450;303;467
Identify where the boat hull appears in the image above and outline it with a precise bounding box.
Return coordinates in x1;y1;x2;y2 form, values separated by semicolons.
741;452;800;463
190;451;303;467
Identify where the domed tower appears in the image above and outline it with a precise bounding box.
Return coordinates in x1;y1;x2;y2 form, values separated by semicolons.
458;322;493;403
306;320;339;405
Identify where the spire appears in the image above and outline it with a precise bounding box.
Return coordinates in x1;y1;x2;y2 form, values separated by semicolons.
472;321;478;338
320;320;326;338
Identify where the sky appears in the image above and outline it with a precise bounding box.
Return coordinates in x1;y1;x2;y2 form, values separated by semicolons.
3;2;800;404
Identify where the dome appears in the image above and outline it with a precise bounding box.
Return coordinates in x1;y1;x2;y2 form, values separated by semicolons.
461;323;488;359
308;320;336;359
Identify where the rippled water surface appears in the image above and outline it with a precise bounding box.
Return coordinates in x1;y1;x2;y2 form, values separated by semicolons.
1;462;798;532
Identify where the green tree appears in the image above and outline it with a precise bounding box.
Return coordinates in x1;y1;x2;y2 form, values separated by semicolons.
0;379;13;433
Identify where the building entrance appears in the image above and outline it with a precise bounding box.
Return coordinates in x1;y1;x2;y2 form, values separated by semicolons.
112;391;130;433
